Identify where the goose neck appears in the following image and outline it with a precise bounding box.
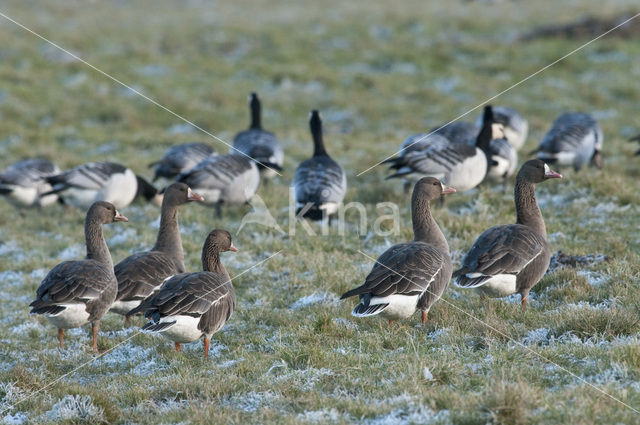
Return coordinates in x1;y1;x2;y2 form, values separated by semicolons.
514;179;546;237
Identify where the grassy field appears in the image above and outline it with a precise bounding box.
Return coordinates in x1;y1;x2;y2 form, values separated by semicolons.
1;0;640;423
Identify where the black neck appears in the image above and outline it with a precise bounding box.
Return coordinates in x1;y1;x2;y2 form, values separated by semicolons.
514;179;546;237
310;114;327;157
250;96;261;129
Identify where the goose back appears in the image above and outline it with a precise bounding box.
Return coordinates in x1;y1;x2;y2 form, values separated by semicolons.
150;142;214;181
0;158;61;208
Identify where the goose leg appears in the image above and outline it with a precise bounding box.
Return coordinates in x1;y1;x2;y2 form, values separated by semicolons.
521;296;528;309
388;320;393;326
403;180;411;194
124;316;131;327
174;342;181;352
58;328;64;348
204;337;210;359
91;322;99;352
214;202;223;219
421;311;428;324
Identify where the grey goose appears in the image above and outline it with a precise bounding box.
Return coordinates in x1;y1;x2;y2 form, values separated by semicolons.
431;121;477;145
176;153;259;217
476;105;529;151
454;160;562;307
29;201;128;351
341;177;455;324
231;92;284;179
385;106;503;192
149;142;214;182
293;110;347;221
44;161;159;210
0;158;61;210
111;183;204;324
127;229;238;359
535;112;604;171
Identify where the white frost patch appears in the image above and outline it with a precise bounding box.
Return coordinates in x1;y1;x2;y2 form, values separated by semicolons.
29;268;48;281
108;228;137;246
167;123;197;135
100;344;166;377
0;271;24;288
0;241;28;263
1;412;28;425
587;362;629;385
217;358;244;368
522;328;550;346
0;382;25;412
45;395;104;422
298;408;343;423
9;320;47;336
563;298;618;311
223;391;281;413
363;405;449;425
332;318;358;330
577;270;608;287
290;292;339;310
423;367;434;381
272;366;334;391
150;215;161;229
57;243;83;261
427;328;448;340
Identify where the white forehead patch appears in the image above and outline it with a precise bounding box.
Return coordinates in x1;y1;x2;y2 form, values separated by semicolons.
544;163;550;174
440;182;445;191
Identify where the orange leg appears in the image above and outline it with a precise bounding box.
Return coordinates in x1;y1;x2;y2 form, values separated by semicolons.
388;320;394;326
58;328;64;348
124;316;131;327
174;342;182;352
204;337;210;359
91;323;99;352
421;311;428;324
521;296;528;309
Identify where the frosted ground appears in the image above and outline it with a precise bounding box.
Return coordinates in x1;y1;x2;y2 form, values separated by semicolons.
1;0;640;424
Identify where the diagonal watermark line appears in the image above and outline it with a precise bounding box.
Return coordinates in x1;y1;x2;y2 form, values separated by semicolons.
0;10;282;177
0;249;282;416
357;11;640;177
356;249;640;415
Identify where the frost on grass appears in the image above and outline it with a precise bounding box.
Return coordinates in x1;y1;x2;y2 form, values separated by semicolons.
1;412;28;425
290;292;339;310
273;367;333;391
45;395;104;422
108;228;137;246
0;241;28;263
332;317;358;330
0;382;25;413
100;344;167;377
297;408;344;423
0;271;24;288
57;243;84;261
522;328;551;346
223;391;282;413
363;394;450;425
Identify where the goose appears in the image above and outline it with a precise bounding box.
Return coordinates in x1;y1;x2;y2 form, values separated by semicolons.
385;106;502;192
431;121;478;145
628;133;640;155
485;130;518;184
395;133;450;193
111;183;204;324
176;153;259;218
0;158;61;210
341;177;455;324
293;110;347;221
231;92;284;179
149;142;214;182
535;112;603;171
29;201;128;350
44;161;160;210
476;106;529;151
127;229;238;359
454;160;562;308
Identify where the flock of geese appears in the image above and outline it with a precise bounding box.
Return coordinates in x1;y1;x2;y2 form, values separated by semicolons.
0;92;632;358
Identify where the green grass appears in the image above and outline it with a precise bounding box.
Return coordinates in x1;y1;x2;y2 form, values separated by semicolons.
1;0;640;423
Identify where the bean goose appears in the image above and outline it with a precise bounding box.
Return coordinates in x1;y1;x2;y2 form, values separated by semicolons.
293;110;347;221
385;106;502;192
476;106;529;151
341;177;455;324
111;183;204;324
176;154;259;218
44;161;160;210
232;92;284;179
149;142;214;181
628;133;640;155
127;229;238;359
454;160;562;307
535;112;603;171
0;158;61;210
29;201;128;351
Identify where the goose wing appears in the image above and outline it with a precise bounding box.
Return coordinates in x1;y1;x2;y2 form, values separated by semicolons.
47;162;127;191
177;155;254;190
293;156;346;205
115;251;183;302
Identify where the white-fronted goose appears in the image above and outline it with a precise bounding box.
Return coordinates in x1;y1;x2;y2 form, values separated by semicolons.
29;201;128;351
0;158;61;209
454;160;562;307
385;106;502;192
127;229;238;359
111;183;204;323
176;154;259;217
44;161;159;210
232;92;284;179
535;112;603;171
477;106;529;151
149;142;214;182
341;177;455;324
293;110;347;221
